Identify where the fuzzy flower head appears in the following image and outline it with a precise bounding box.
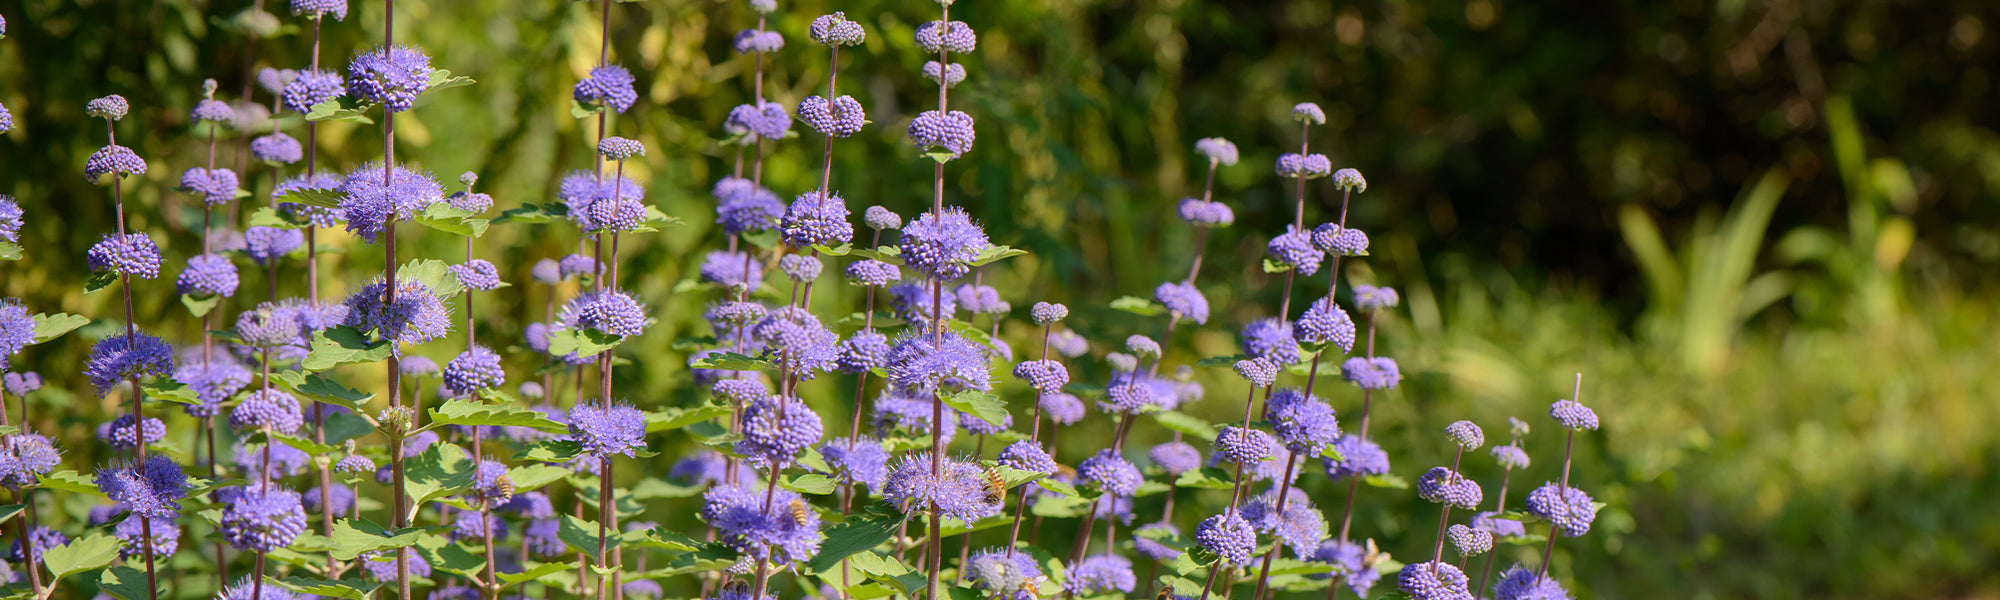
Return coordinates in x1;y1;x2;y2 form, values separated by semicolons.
736;395;824;467
1526;484;1597;537
882;452;999;522
863;205;902;231
700;251;764;292
1011;359;1068;394
1266;389;1341;455
280;69;346;115
0;103;11;135
1323;435;1390;480
1417;467;1483;509
245;227;303;265
1448;524;1492;557
443;345;506;396
87;233;163;279
86;95;130;121
1194;137;1240;166
715;183;786;236
782;190;855;248
597;136;645;160
172;360;251;417
899;208;988;281
557;171;646;232
0;433;62;489
799;95;866;138
346;46;432;112
1064;555;1135;596
820;438;890;489
1275;153;1334;179
1398;561;1474;600
1177;198;1235;228
1233;357;1280;389
2;372;41;397
0;197;21;244
1493;565;1573;600
1445;420;1485;450
85;333;175;396
566;403;647;460
845;259;900;287
101;415;166;449
886;330;990;395
291;0;348;20
231;388;304;435
702;485;822;564
85;145;147;182
732;29;785;53
1292;102;1327;125
574;65;638;114
1154;281;1209;324
915;20;977;54
574;290;650;337
192;94;235;126
221;484;308;552
1077;450;1142;496
447;259;502;292
1040;393;1085;425
1027;302;1067;326
1267;225;1325;275
1196;510;1258;565
96;456;187;519
836;329;891;374
1294;296;1357;353
966;549;1043;598
997;440;1056;476
250;133;303;165
754;306;840;378
1492;444;1531;470
908;110;977;159
923;61;967;87
1214;425;1275;465
726;101;792;140
1340;357;1400;390
341;279;452;350
0;302;32;370
1333;168;1367;193
114;515;178;560
1149;441;1201;476
810;13;866;46
1550;399;1600;431
338;162;445;242
176;253;240;298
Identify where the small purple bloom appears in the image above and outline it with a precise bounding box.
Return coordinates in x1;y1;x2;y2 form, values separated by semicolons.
908;110;977;158
1525;483;1597;537
1398;561;1474;600
87;233;162;278
915;20;977;54
251;133;304;164
84;333;175;396
798;95;866;138
574;65;638;114
1267;225;1325;275
176;253;240;298
1294;296;1357;352
281;69;345;114
346;45;432;112
1197;510;1257;565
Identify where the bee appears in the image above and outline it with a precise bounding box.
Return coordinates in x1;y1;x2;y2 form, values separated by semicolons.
1155;586;1174;600
982;468;1007;505
787;498;812;526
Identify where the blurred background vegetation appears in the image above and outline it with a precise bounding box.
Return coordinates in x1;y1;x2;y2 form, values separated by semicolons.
2;0;1999;598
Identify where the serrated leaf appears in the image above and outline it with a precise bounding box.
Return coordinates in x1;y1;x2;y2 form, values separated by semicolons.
84;271;119;294
396;258;465;297
0;505;20;528
547;328;623;357
939;389;1008;428
847;246;904;265
782;473;839;496
141;379;201;406
1363;473;1410;490
304;326;393;371
1110;296;1166;316
1173;467;1236;490
689;351;771;371
494;202;569;224
497;561;574;587
641;205;683;229
570;99;607;119
1154;411;1218;441
559;514;618;561
329;519;428;561
181;293;223;317
805;510;904;574
429;399;566;432
276;577;382;599
645;403;731;433
30;313;90;344
507;464;571;494
0;242;21;261
969;245;1028;267
427;69;476;91
514;440;581;463
247;206;309;229
42;533;121;580
272;371;374;411
415;203;490;238
97;565;150;600
272;432;336;456
405;442;476;505
417;536;487;578
324;412;375;446
38;470;103;496
305;100;373;124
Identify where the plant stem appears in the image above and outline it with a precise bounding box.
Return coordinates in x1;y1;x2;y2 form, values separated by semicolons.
1536;374;1583;581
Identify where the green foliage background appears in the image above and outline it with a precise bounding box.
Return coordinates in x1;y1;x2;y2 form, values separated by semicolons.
2;0;1999;598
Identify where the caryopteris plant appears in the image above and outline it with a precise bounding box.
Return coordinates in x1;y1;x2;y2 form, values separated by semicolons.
0;3;1614;600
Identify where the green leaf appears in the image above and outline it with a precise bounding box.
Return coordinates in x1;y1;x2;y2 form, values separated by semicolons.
513;440;581;463
140;380;201;406
689;351;771;371
1318;443;1346;462
640;205;684;230
272;432;336;456
559;514;617;561
1153;411;1218;441
429;398;567;432
304;99;373;124
418;536;487;578
645;402;731;432
923;150;958;164
493;202;570;224
427;69;476;91
42;533;121;580
969;245;1028;267
405;443;476;505
30;313;90;344
547;328;623;357
247;206;310;230
0;241;21;261
814;242;853;256
97;565;150;600
1262;258;1293;273
1173;467;1236;490
303;326;393;371
415;203;490;238
324;412;376;446
506;464;571;494
1033;477;1081;498
0;505;21;528
84;271;119;294
180;293;223;317
1110;296;1166;316
741;229;781;249
38;470;103;496
1363;473;1410;490
397;258;466;297
497;562;575;587
939;389;1008;428
276;577;383;600
272;370;375;411
781;473;839;496
328;519;427;561
278;185;348;210
847;246;903;265
570;99;607;119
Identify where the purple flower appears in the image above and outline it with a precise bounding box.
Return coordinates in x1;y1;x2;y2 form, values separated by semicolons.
84;145;148;182
172;359;252;417
245;227;304;265
888;280;959;323
899;208;988;281
1148;441;1201;476
574;65;638;113
217;577;303;600
95;456;187;519
702;484;822;564
275;171;344;227
359;550;431;582
886;330;991;395
915;20;978;54
1492;565;1572;600
810;13;867;46
0;197;22;244
882;452;997;521
1294;296;1356;352
1267;388;1340;454
1197;510;1257;565
1194;137;1240;165
1010;359;1068;394
1323;435;1389;481
598;136;646;160
347;46;432;112
782;191;854;248
176;253;240;297
250;133;304;164
1292;102;1327;124
1445;420;1485;450
716;183;786;236
1176;198;1235;228
1491;444;1531;470
1133;521;1182;560
1353;284;1400;311
557;171;646;232
221;484;308;552
399;355;440;377
966;549;1042;596
341;279;453;349
290;0;348;20
798;95;866;138
1064;554;1135;596
954;284;1005;315
2;372;41;397
1214;426;1275;465
1526;484;1597;537
1077;450;1141;496
1399;561;1474;600
0;103;11;135
1448;524;1493;556
281;69;345;114
700;250;764;291
845;259;900;287
1040;392;1085;425
240;442;313;478
1029;302;1067;326
338;162;445;242
334;453;376;475
1334;168;1368;193
732;29;786;53
1267;225;1325;275
864;205;902;230
114;515;178;559
303;484;356;516
1149;281;1210;324
7;526;67;563
754;306;840;378
440;259;502;292
498;490;555;519
1550;399;1600;431
574;289;649;337
1312;223;1369;256
443;345;505;396
1242;487;1327;553
1241;318;1302;366
996;440;1056;476
560;253;603;279
908;110;977;158
1049;328;1088;358
87;233;163;278
0;433;61;489
736;395;824;466
836;329;891;374
101;415;165;449
85;333;175;396
820;438;890;490
567;403;647;460
1311;540;1381;597
726;101;792;140
1417;467;1483;509
86;95;130;120
1275;153;1333;179
0;301;33;370
1340;357;1399;390
231;388;304;434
